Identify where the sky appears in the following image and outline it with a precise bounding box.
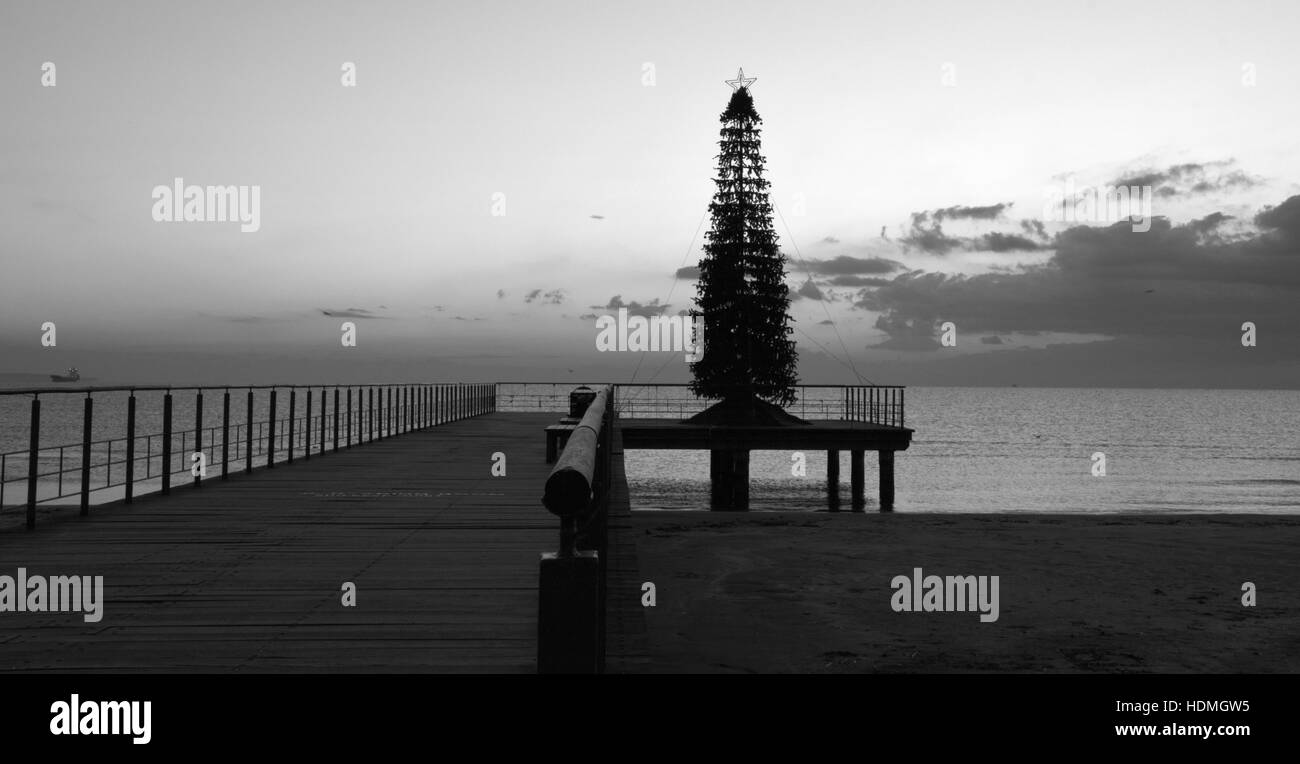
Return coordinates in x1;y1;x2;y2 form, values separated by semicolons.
2;0;1299;387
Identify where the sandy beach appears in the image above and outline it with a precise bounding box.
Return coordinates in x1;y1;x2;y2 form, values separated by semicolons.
631;512;1300;673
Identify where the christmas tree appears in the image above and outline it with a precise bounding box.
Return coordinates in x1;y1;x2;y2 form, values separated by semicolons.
688;69;802;424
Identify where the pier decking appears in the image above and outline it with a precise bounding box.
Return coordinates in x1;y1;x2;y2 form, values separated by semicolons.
0;413;615;673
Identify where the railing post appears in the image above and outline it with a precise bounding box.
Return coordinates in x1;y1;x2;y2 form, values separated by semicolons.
193;390;203;487
319;387;327;452
369;387;375;442
26;396;39;529
286;389;293;462
161;392;173;494
304;388;312;459
347;387;353;447
126;393;137;501
221;390;230;477
80;395;92;514
333;388;341;451
267;388;277;469
245;389;254;474
900;388;905;428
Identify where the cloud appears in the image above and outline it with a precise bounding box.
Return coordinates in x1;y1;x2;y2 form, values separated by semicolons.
857;195;1300;349
524;289;566;305
980;335;1005;345
320;307;387;319
497;289;506;299
978;232;1042;252
803;255;902;275
590;214;605;220
929;203;1012;221
675;265;701;279
820;236;840;244
794;279;824;300
829;275;891;287
1110;160;1263;198
590;295;672;317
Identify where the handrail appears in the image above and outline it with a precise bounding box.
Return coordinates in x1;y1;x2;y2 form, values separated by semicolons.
537;385;615;674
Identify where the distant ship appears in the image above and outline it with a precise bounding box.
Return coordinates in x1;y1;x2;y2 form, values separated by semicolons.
49;367;80;382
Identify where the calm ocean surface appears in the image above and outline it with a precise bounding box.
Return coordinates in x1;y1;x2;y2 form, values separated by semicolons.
2;385;1297;513
624;387;1300;513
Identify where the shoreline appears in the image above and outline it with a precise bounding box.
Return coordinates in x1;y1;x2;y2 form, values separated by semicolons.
631;511;1300;673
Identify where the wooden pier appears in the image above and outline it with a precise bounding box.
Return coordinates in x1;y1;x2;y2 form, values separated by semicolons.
0;381;903;672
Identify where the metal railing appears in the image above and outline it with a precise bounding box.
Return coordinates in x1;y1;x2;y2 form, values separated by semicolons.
0;383;497;528
494;382;904;426
536;385;615;674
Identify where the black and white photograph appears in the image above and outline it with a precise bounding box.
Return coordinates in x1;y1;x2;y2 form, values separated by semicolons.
1;0;1296;748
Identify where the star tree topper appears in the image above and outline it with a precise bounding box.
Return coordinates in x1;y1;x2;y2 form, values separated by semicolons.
725;67;756;91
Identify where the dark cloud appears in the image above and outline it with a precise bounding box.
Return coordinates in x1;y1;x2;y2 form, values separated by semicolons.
980;335;1005;345
590;295;672;317
978;232;1042;252
497;289;506;299
820;236;840;244
930;203;1011;221
675;265;701;279
1255;195;1300;238
804;255;902;275
320;308;386;319
590;214;605;220
857;196;1300;350
1111;160;1263;198
524;289;565;305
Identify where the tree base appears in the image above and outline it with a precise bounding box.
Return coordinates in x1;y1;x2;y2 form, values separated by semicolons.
684;395;809;426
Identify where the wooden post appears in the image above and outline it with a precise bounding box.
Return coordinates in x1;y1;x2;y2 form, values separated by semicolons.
126;393;137;500
80;395;92;514
26;397;39;529
879;450;895;512
368;387;375;442
221;391;229;477
288;390;296;463
333;388;340;450
161;393;173;494
304;389;312;459
850;448;864;510
827;449;840;511
319;387;327;453
267;389;277;469
347;387;353;447
193;391;203;487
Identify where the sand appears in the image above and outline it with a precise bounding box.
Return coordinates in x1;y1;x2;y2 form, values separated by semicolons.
630;512;1300;673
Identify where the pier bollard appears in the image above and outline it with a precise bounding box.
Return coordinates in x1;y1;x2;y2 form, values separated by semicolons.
537;549;601;674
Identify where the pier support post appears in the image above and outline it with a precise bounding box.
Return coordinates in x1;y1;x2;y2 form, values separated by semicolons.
879;450;895;512
126;394;137;499
709;449;750;511
850;449;864;510
827;449;840;511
